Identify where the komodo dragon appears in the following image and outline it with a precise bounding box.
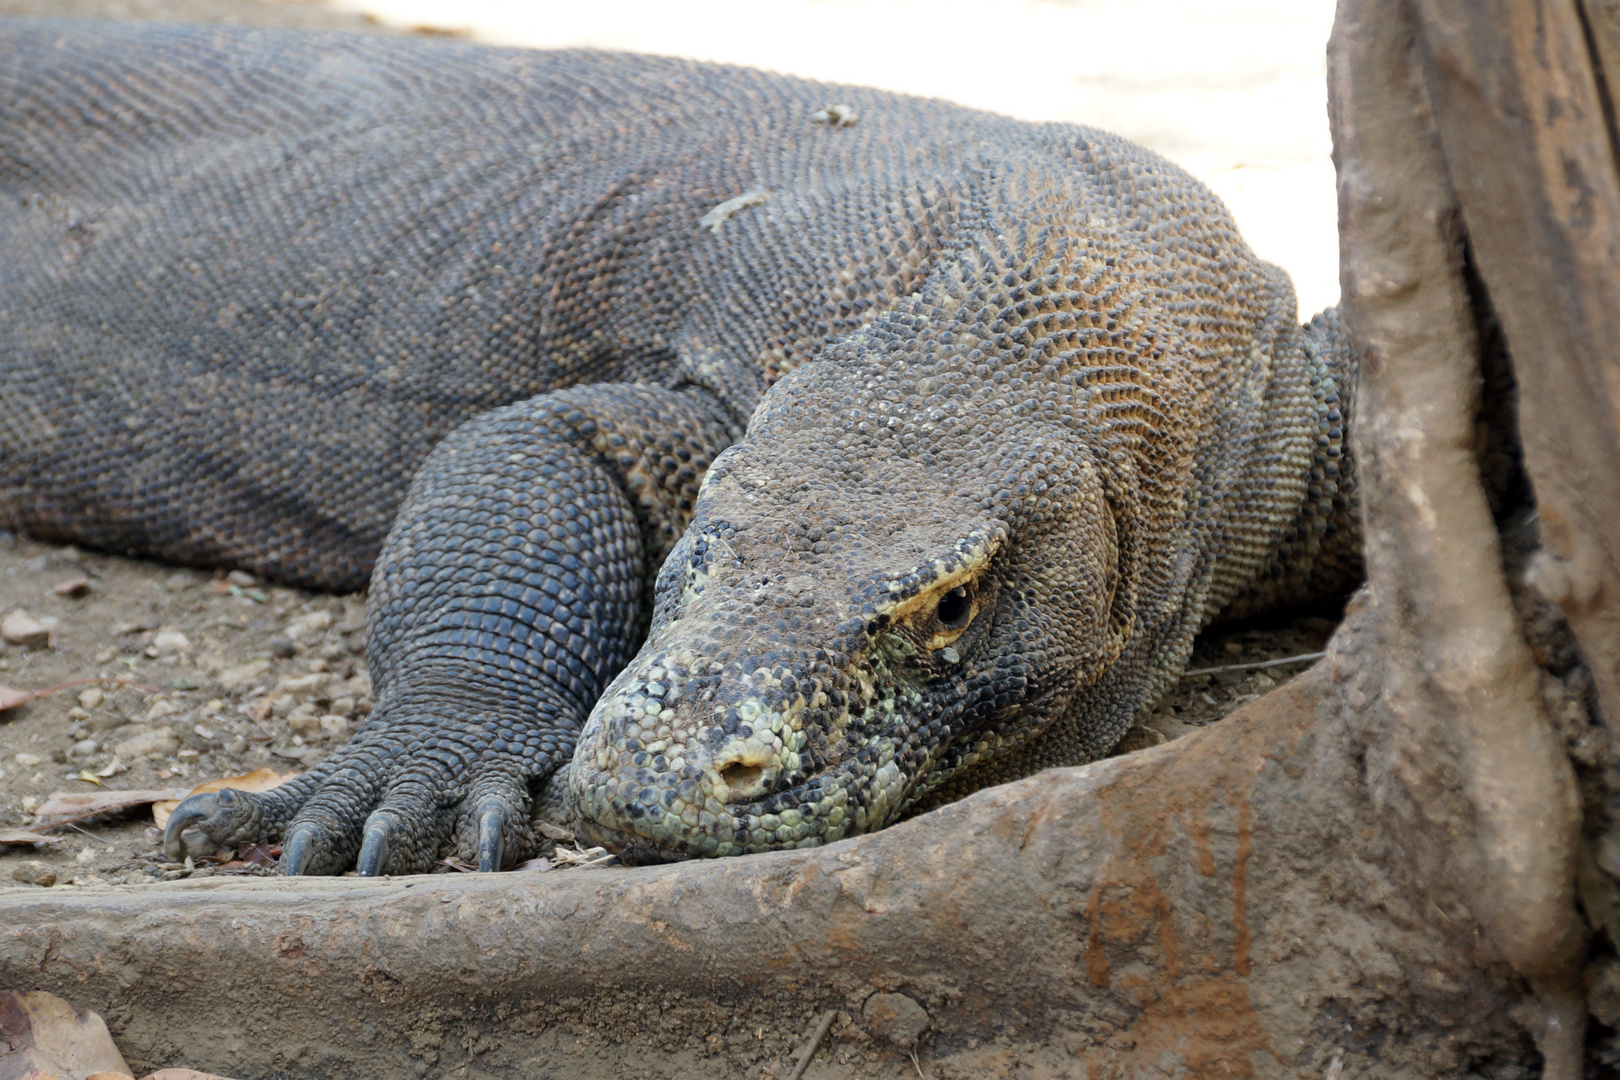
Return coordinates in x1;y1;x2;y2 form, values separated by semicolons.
0;19;1359;874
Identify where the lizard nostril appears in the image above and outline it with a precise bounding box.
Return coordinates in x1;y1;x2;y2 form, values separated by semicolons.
719;762;764;792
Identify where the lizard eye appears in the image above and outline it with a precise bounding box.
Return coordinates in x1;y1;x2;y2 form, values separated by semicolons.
936;586;973;630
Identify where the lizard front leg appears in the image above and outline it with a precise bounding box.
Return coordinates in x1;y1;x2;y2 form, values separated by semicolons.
163;383;737;875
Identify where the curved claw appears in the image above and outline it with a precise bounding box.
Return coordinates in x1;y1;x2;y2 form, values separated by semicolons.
356;821;392;877
477;806;505;872
161;789;240;860
281;822;318;876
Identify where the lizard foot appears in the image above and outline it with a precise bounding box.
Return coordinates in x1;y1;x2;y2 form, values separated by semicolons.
160;712;558;875
162;785;283;861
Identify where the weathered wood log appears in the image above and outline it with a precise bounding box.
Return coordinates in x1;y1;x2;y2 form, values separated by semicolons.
0;634;1535;1079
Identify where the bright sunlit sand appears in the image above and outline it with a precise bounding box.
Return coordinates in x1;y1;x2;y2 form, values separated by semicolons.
326;0;1341;316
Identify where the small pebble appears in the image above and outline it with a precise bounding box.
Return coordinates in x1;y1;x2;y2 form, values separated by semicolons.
279;673;332;698
12;862;56;887
13;752;41;767
146;699;181;721
53;575;92;597
862;993;931;1048
94;647;117;664
1;612;49;649
224;736;248;755
86;712;125;733
152;630;190;654
226;569;258;587
329;696;356;719
319;715;349;739
288;712;321;738
70;739;99;758
177;749;200;761
78;687;105;710
114;727;179;760
269;637;296;658
299;610;334;633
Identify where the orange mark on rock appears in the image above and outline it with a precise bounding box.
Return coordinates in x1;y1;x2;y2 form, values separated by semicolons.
1085;885;1110;988
1077;972;1270;1079
649;919;692;951
1182;797;1217;878
1232;787;1254;977
1069;673;1328;1077
825;906;864;953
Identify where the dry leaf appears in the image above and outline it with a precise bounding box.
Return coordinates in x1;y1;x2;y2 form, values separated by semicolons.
514;857;554;872
0;827;63;847
71;770;105;786
236;842;278;867
151;767;296;829
550;844;617;868
534;820;575;842
34;788;191;825
0;684;34;712
0;990;132;1080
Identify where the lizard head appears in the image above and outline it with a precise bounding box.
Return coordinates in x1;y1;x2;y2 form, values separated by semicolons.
568;297;1149;862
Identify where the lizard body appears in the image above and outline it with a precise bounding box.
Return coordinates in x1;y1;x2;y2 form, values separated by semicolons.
0;20;1358;872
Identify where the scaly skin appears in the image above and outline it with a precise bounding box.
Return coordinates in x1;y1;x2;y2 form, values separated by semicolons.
0;20;1358;873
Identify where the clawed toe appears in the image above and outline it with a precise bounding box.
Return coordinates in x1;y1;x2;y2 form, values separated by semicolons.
356;820;392;877
281;821;320;876
161;788;257;860
477;802;505;872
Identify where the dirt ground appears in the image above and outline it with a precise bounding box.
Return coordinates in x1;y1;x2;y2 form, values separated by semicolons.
0;2;1344;1076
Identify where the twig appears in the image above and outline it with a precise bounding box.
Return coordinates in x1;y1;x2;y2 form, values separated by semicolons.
910;1047;927;1079
1180;652;1324;678
785;1010;836;1080
58;820;149;859
19;674;164;700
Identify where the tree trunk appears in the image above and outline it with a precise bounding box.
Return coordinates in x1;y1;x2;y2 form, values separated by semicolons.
4;2;1620;1077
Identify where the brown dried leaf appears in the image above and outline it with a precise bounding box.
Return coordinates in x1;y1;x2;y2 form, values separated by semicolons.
0;684;35;711
34;788;191;825
0;990;132;1080
151;767;296;829
236;842;279;867
514;857;554;872
550;844;617;868
534;820;575;842
0;827;63;847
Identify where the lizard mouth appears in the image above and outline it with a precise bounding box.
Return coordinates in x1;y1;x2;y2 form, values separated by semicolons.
570;730;903;864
